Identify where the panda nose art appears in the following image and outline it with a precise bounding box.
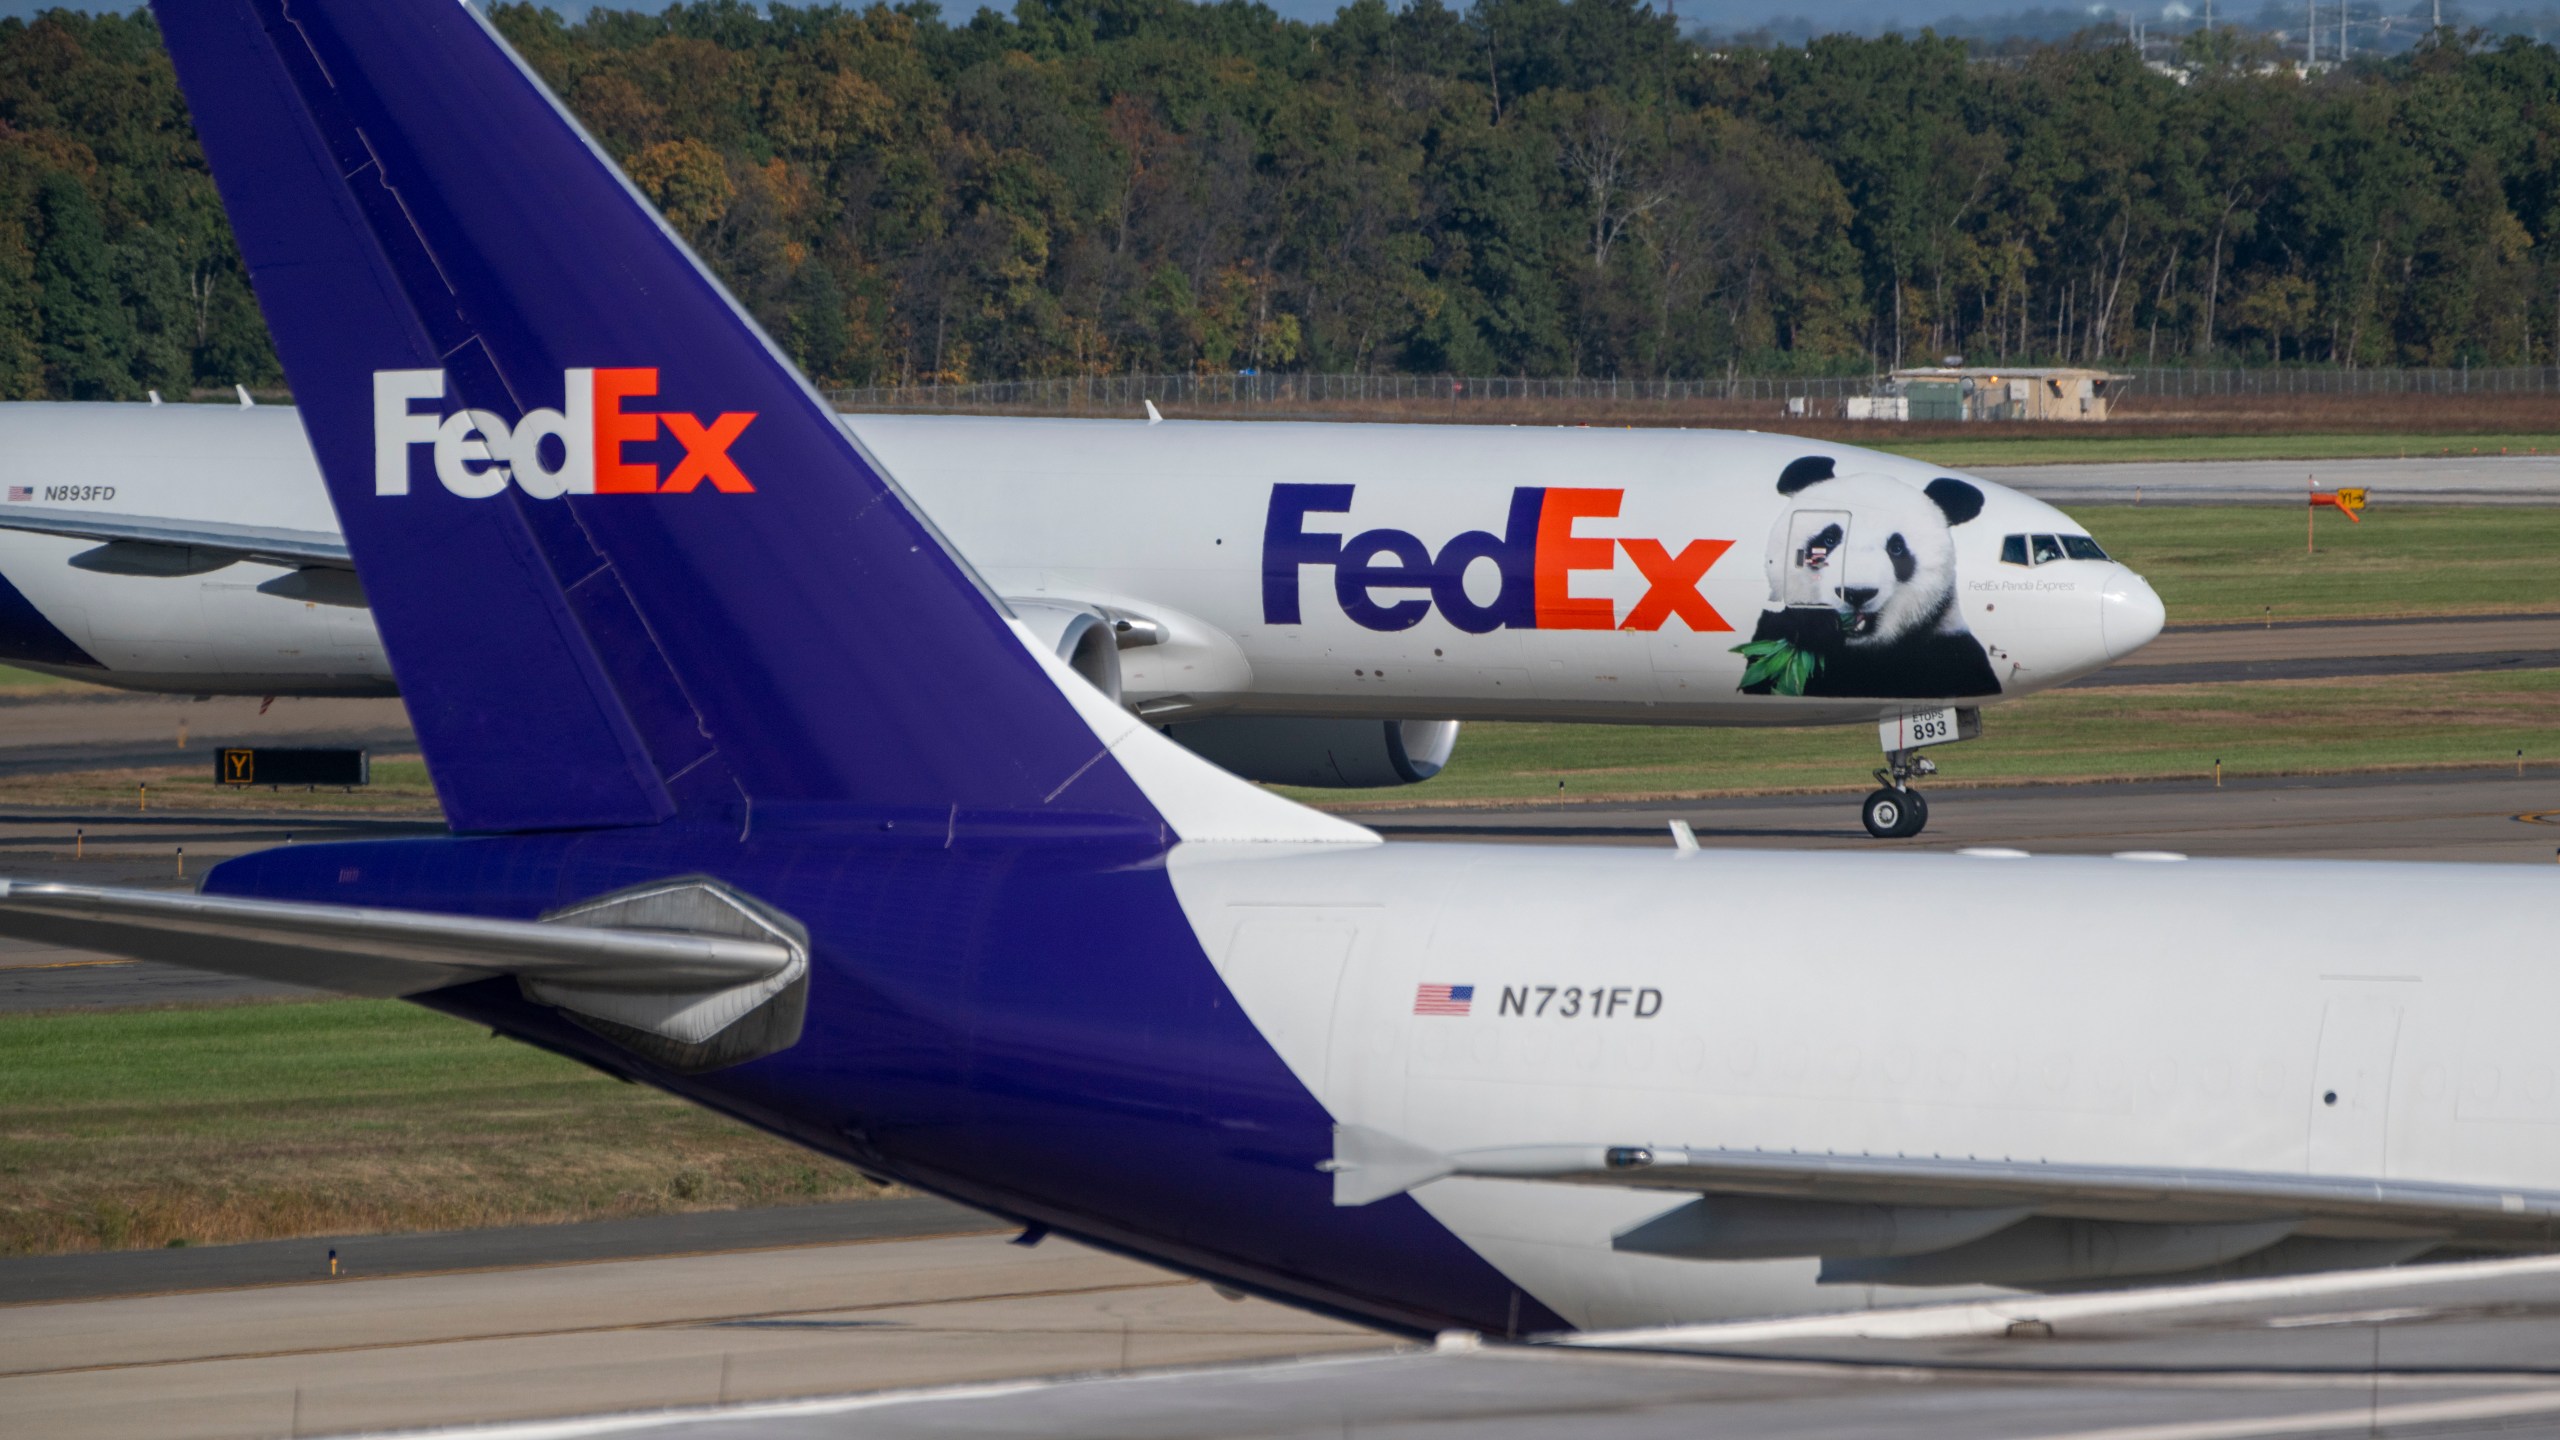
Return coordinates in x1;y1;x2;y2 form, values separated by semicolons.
1838;587;1878;610
2100;566;2166;660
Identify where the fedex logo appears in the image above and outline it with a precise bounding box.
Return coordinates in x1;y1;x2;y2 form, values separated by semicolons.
1263;484;1733;633
373;368;755;499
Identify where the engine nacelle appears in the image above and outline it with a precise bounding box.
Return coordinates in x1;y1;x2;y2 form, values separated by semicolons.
1008;599;1121;703
1161;717;1459;788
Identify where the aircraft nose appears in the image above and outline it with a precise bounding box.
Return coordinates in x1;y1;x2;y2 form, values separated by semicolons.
2100;566;2166;660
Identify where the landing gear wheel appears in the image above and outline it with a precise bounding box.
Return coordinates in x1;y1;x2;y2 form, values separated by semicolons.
1862;788;1929;839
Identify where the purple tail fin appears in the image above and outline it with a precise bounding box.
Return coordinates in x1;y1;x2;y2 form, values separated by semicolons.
155;0;1154;834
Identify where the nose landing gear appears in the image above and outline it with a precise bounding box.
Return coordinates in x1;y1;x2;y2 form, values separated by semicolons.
1862;751;1936;839
1857;707;1980;839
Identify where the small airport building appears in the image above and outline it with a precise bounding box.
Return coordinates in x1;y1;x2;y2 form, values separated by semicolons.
1842;367;2131;422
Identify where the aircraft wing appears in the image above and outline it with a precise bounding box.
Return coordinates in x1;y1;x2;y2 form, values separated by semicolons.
0;879;793;1000
1329;1124;2560;1282
0;508;351;569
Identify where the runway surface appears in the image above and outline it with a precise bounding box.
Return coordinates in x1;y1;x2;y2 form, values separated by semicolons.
1361;766;2560;864
0;1230;1389;1440
1978;452;2560;504
25;1221;2560;1439
2075;610;2560;685
438;1316;2560;1440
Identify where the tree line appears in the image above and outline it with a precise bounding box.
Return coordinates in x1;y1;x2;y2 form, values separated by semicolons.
2;1;2557;398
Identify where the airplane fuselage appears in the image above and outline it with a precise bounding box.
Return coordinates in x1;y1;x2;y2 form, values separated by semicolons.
202;826;2560;1335
0;404;2158;727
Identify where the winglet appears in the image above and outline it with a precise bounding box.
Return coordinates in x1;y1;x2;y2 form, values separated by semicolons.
1324;1124;1455;1206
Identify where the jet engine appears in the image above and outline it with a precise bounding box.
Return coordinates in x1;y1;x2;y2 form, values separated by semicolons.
1160;717;1459;788
1007;599;1122;703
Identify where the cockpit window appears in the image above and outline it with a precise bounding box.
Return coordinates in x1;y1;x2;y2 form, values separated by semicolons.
2005;533;2111;565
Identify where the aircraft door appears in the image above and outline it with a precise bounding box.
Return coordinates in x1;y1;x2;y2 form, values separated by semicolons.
1223;913;1359;1103
2306;994;2405;1176
1782;511;1851;609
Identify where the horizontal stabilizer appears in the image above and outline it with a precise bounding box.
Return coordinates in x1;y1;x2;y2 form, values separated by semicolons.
0;879;804;1069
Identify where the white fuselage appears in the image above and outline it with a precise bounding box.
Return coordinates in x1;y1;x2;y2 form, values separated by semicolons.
0;404;382;693
0;404;2157;721
1175;837;2560;1329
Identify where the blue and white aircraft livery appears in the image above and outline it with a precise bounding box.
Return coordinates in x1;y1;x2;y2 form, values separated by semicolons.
13;0;2560;1341
0;390;2159;834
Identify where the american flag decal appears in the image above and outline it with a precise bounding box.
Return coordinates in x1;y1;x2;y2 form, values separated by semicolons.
1414;983;1474;1016
5;487;29;502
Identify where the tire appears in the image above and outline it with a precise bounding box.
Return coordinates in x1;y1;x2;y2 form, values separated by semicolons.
1894;789;1929;837
1861;789;1907;839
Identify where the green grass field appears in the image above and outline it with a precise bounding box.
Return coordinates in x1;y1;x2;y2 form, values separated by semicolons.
2070;504;2560;622
0;1000;881;1256
1298;669;2560;807
0;667;101;693
1880;433;2560;468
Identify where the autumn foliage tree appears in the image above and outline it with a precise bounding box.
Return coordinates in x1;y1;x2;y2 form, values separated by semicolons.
3;2;2559;394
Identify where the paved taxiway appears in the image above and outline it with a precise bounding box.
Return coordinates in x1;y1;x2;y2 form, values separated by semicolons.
2085;610;2560;685
1363;767;2560;864
25;1221;2560;1439
0;1228;1389;1440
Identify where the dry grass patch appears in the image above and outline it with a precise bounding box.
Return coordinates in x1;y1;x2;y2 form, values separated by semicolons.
0;999;885;1256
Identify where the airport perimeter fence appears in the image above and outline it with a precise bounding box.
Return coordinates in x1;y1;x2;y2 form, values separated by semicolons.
826;372;1882;411
2128;366;2560;396
826;365;2560;413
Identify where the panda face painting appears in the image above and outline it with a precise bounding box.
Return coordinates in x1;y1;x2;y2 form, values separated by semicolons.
1734;456;2004;700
